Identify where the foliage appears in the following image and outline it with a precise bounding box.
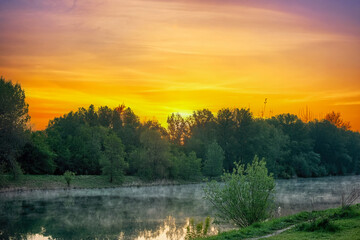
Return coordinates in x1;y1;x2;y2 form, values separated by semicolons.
2;77;359;181
297;217;340;232
185;217;211;240
204;156;275;227
18;131;56;174
137;129;171;180
100;133;127;183
200;205;360;240
310;120;354;175
167;113;190;145
0;77;29;179
170;151;202;180
325;111;351;130
203;141;224;177
63;170;75;187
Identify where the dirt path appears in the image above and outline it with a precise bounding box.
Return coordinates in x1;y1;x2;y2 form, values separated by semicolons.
246;225;295;240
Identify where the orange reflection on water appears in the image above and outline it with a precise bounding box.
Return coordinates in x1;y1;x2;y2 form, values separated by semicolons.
133;217;218;240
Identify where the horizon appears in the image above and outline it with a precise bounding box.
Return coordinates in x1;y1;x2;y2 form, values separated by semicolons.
1;0;359;131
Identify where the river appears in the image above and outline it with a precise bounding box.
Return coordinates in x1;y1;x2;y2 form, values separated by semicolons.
1;175;359;240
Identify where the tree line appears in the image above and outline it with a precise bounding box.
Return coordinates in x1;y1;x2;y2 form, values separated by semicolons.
1;77;360;182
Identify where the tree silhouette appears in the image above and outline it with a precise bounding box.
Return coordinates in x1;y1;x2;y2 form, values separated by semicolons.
0;77;30;179
325;111;351;130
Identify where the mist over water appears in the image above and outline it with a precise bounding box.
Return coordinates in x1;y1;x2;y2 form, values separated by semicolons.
1;175;360;240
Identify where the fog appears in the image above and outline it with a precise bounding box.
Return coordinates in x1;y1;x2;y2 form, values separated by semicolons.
1;175;359;240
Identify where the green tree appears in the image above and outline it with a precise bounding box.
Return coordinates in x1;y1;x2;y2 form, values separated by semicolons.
203;156;275;227
267;114;321;178
18;131;56;174
249;120;289;178
216;108;237;171
141;120;168;138
171;151;202;180
63;170;75;187
118;107;141;152
98;106;113;128
310;120;352;175
185;109;216;161
167;113;190;145
46;108;107;175
203;141;224;177
100;133;127;183
0;77;30;179
137;129;171;180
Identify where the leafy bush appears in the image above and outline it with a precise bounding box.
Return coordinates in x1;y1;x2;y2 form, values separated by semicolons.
64;171;75;187
297;217;340;232
333;206;359;219
203;155;275;227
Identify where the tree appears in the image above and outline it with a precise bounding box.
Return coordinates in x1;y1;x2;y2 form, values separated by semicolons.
232;108;254;165
325;111;351;130
185;109;216;161
98;106;113;128
118;107;141;150
203;156;275;227
310;120;352;175
267;114;321;178
171;151;202;180
250;120;289;178
203;141;224;177
137;129;171;180
141;120;168;138
18;131;56;174
63;170;75;187
216;108;237;171
0;77;30;179
100;133;127;183
167;113;190;145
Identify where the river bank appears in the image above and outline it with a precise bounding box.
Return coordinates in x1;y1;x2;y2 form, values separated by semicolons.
0;174;200;193
201;204;360;240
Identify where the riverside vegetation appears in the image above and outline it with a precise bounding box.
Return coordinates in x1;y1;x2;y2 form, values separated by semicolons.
1;76;360;187
197;204;360;240
187;156;360;239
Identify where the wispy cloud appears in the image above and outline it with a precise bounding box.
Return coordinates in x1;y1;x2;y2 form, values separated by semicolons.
0;0;359;130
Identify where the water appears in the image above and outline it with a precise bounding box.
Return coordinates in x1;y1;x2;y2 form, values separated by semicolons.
1;175;359;240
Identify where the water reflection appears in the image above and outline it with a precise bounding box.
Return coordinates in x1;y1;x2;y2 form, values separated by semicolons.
0;175;359;240
134;217;218;240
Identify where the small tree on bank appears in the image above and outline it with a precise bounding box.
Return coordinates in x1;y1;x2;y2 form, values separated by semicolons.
203;155;275;227
64;170;75;187
100;133;127;183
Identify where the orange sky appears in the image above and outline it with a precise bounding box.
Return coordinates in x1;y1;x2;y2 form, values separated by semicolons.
1;0;360;131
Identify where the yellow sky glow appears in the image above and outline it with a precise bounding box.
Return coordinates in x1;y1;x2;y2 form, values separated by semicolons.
1;0;359;130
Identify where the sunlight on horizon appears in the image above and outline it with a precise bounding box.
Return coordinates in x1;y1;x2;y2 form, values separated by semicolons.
1;0;359;131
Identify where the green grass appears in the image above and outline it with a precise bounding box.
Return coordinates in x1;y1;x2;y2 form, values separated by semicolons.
0;174;181;191
267;215;360;240
199;204;360;240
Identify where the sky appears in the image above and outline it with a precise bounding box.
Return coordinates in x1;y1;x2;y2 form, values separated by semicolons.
1;0;360;130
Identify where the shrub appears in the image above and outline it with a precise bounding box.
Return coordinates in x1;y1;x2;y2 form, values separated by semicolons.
64;170;75;187
297;217;340;232
203;155;275;227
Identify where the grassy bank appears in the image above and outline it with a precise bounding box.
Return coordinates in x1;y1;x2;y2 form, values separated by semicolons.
0;174;189;192
200;204;360;240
